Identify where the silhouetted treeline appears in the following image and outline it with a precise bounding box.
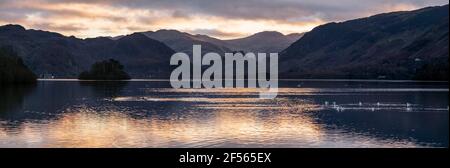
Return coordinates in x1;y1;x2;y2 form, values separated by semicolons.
0;46;37;84
78;59;131;80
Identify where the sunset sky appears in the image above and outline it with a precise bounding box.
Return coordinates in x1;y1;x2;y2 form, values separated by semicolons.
0;0;448;39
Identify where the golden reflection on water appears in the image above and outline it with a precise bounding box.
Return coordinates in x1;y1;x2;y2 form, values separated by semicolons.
0;87;428;148
0;100;324;147
142;88;320;96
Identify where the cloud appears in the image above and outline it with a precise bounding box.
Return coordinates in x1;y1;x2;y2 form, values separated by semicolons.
32;23;85;32
0;0;448;38
36;0;448;21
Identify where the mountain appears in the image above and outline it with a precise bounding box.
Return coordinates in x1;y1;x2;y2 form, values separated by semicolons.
88;33;175;78
286;33;304;43
0;25;83;77
221;31;304;53
0;25;175;78
141;29;232;54
141;30;303;54
0;25;302;79
279;5;449;80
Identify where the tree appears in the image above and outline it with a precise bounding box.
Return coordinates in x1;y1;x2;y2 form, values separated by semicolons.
0;46;37;84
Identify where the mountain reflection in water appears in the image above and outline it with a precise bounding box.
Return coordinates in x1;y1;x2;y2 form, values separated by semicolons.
0;80;448;147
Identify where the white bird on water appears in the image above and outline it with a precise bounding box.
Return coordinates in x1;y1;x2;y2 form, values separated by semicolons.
406;103;412;111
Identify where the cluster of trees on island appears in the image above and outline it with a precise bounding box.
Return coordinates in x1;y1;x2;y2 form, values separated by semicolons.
78;59;131;80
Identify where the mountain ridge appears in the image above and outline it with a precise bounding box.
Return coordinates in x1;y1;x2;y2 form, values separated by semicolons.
141;29;232;55
222;31;304;53
279;4;449;80
0;25;175;78
0;4;447;80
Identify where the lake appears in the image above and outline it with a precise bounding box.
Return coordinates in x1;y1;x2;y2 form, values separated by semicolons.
0;79;448;148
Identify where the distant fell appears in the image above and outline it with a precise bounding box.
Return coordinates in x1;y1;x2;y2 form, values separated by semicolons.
279;5;449;80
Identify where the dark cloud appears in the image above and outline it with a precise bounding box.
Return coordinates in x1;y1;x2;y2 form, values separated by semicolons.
0;7;41;23
171;10;191;19
31;0;450;22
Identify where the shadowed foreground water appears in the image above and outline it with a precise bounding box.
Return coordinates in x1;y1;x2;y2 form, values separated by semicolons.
0;80;448;148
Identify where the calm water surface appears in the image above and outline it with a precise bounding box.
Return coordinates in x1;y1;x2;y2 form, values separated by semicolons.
0;80;448;148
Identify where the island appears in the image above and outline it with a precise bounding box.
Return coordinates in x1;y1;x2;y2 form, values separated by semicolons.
78;59;131;80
